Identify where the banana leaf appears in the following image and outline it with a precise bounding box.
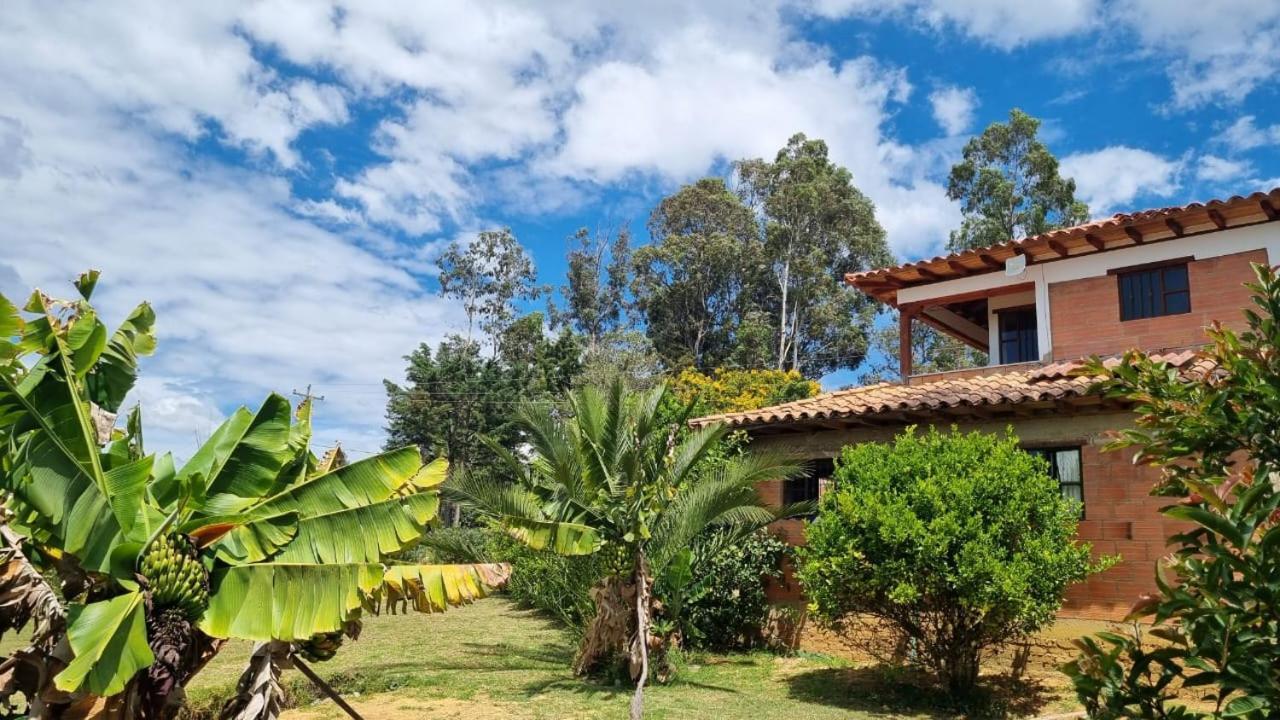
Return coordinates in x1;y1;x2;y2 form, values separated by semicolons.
200;563;386;641
270;493;439;564
380;562;510;614
55;591;153;696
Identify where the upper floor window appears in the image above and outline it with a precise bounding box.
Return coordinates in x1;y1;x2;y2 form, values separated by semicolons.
1026;447;1085;516
997;307;1038;364
1117;262;1190;321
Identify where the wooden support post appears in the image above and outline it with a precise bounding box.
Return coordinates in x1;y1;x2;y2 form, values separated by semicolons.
899;308;914;381
293;655;366;720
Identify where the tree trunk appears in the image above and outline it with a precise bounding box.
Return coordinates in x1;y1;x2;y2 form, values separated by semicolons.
776;253;790;371
629;554;651;720
573;575;636;677
219;642;291;720
941;644;981;698
0;524;74;717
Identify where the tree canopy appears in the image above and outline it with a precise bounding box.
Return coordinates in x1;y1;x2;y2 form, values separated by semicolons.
946;109;1089;252
633;178;766;370
737;133;893;375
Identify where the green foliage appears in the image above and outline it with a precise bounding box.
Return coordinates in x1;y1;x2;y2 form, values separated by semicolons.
675;530;787;650
798;427;1106;696
946;108;1089;252
634;177;766;371
0;275;507;706
487;532;608;632
553;226;632;349
667;367;819;417
736;133;893;375
408;526;496;564
448;377;806;689
1062;263;1280;719
383;321;580;524
435;227;543;346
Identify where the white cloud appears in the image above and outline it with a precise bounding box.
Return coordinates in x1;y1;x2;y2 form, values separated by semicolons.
1196;154;1253;184
1217;115;1280;153
808;0;1100;49
0;75;466;457
0;116;32;179
0;3;351;167
1110;0;1280;109
929;86;978;136
1060;146;1183;215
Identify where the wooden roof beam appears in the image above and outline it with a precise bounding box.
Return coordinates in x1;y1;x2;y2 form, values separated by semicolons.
1165;218;1185;237
915;266;944;281
1083;233;1106;251
977;253;1002;269
947;260;970;275
1046;239;1070;257
1207;208;1228;229
1124;226;1145;244
1262;198;1278;221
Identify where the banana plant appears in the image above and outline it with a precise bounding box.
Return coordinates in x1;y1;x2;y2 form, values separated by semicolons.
0;272;508;719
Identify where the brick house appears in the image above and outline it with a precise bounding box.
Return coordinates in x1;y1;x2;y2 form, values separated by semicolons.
690;188;1280;620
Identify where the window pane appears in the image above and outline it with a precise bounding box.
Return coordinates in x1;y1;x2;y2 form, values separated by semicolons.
999;308;1038;364
1164;290;1190;314
1060;483;1083;503
1162;265;1189;291
1055;449;1081;482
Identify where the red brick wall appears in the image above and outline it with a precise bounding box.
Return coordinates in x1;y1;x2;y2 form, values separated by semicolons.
756;421;1188;620
1062;443;1179;619
1049;249;1264;360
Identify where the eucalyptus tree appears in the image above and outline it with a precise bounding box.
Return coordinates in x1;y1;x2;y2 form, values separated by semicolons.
633;177;768;370
0;273;506;719
736;134;892;376
556;225;632;351
435;228;542;353
946;108;1089;252
447;378;807;720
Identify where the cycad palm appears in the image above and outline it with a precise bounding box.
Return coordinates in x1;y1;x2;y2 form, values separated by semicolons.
448;378;804;719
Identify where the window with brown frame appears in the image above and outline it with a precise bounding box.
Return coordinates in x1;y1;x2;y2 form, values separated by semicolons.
1117;262;1190;321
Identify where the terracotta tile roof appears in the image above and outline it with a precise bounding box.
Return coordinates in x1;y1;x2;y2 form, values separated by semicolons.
849;187;1280;306
690;351;1202;430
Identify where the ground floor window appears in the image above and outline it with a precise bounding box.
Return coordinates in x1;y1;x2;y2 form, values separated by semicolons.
1026;447;1084;516
785;457;834;505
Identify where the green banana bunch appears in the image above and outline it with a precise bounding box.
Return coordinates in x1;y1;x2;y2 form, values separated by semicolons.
295;630;345;663
140;533;210;621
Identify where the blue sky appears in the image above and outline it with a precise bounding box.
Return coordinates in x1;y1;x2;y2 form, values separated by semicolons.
1;1;1278;458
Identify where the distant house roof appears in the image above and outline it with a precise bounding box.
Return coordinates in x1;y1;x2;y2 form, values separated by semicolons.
689;351;1207;433
847;188;1280;307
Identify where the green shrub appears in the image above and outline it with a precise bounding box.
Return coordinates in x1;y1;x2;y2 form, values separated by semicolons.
675;530;786;650
797;427;1109;696
1063;263;1280;719
404;526;496;563
485;532;608;633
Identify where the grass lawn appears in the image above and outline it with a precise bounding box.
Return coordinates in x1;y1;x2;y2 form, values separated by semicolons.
177;597;1082;720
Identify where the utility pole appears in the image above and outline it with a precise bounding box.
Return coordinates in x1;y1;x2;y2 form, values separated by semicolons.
291;384;325;405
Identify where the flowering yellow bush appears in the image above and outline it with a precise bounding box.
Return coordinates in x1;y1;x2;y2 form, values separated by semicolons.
670;368;819;416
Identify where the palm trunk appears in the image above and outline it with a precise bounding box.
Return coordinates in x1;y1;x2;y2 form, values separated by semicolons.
573;574;636;677
629;553;651;720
